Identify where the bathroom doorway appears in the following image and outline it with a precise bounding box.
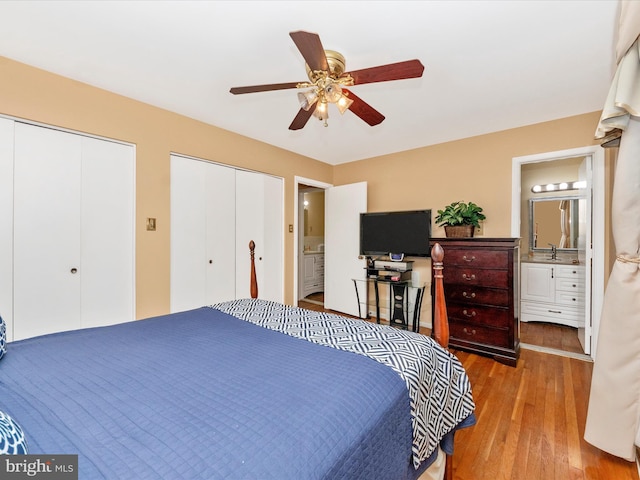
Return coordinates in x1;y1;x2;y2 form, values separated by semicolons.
512;146;605;360
298;185;326;306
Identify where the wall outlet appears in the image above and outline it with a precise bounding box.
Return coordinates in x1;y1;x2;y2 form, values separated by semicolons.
475;221;483;236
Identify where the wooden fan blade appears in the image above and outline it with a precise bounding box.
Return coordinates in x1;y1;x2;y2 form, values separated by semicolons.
347;59;424;85
230;82;301;95
289;31;329;72
289;107;315;130
343;89;385;126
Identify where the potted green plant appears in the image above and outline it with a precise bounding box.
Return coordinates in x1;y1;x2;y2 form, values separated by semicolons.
435;201;486;237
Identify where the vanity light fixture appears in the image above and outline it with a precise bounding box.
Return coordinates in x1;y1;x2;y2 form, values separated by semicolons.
531;180;586;193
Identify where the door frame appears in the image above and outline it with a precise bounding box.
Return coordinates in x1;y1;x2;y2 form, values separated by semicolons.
511;145;605;358
294;176;332;304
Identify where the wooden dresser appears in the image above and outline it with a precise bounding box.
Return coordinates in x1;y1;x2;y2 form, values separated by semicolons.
430;238;520;366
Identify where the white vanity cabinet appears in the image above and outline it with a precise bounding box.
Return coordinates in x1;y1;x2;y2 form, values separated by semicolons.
521;262;585;328
303;253;324;297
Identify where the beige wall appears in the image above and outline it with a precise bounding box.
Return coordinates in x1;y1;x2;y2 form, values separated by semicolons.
333;112;609;313
333;112;602;237
304;191;325;237
0;55;612;320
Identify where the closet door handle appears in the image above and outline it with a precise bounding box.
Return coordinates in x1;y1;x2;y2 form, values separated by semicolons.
70;268;78;274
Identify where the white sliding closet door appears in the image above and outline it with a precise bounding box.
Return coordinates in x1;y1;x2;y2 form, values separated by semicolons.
171;156;283;308
170;155;236;312
10;122;135;341
81;136;135;328
235;170;283;302
13;123;83;339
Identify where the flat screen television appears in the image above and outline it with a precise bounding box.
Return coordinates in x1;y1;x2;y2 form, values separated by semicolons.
359;209;432;257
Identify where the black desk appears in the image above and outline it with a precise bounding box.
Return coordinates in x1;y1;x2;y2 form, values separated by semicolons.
352;277;426;332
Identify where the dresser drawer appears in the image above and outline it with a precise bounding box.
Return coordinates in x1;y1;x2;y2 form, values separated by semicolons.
555;290;584;307
521;300;580;322
445;266;509;289
450;320;510;349
447;303;509;329
445;249;509;268
445;284;509;307
555;265;583;279
556;277;584;293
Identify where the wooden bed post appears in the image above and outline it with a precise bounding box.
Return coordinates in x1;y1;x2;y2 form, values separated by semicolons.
432;242;453;480
249;240;258;299
431;242;449;349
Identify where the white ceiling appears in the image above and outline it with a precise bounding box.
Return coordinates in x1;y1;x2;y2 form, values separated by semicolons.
0;1;618;165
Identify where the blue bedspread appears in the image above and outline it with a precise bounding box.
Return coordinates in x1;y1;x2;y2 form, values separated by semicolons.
1;306;437;479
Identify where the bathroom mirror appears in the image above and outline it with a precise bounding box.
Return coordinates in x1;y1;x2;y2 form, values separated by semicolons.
529;196;581;251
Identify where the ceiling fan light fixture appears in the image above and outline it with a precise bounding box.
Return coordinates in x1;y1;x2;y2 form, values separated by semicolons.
313;101;329;127
336;94;354;114
323;83;343;103
297;90;318;111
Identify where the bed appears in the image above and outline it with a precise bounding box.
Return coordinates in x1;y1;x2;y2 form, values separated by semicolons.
0;243;474;479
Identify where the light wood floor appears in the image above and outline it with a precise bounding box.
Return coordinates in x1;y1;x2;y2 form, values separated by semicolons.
521;320;585;355
451;348;637;480
298;298;639;480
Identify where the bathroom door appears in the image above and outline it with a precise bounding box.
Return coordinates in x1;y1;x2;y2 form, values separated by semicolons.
324;182;367;317
577;158;592;355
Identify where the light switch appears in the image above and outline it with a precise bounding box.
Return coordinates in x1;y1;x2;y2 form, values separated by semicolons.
146;218;157;231
289;224;293;233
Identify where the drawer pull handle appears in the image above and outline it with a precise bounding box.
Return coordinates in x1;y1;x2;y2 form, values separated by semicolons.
462;291;476;299
548;309;562;314
462;327;477;335
462;273;476;281
462;309;476;318
572;284;576;288
463;255;475;262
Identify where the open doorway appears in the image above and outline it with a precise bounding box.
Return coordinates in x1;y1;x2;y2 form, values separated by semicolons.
294;177;367;317
512;146;605;360
298;185;326;307
294;176;332;310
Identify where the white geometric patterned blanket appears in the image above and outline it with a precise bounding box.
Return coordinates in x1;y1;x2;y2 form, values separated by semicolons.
211;298;475;468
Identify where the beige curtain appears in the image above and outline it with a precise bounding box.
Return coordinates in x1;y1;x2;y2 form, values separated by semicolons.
584;0;640;461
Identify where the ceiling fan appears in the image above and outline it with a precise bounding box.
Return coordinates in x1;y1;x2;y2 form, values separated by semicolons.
229;31;425;130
